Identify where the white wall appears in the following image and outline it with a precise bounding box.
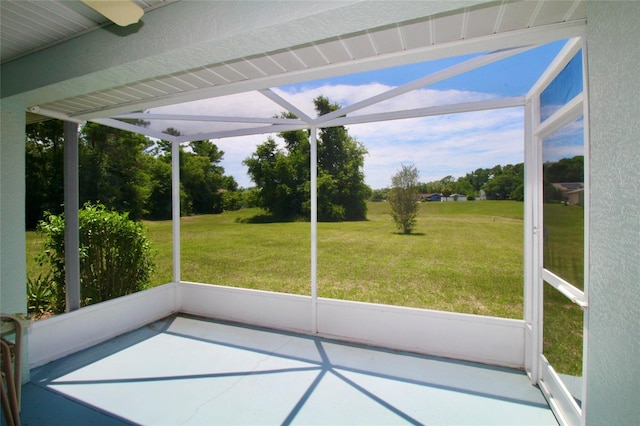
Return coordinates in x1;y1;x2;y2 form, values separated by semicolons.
0;102;27;315
585;2;640;424
317;298;524;368
29;283;525;369
29;283;177;368
179;283;525;368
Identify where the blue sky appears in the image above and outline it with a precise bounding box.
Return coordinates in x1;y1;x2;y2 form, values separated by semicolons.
150;39;578;189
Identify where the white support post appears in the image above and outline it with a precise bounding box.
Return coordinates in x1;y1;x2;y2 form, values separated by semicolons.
172;141;181;286
532;93;544;385
64;121;81;312
523;96;540;383
310;128;318;334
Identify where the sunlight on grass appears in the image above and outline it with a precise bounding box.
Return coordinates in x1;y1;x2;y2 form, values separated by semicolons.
318;202;524;318
542;203;585;377
26;200;583;375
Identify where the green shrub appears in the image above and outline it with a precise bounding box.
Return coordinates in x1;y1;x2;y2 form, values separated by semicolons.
37;203;155;310
221;190;243;211
27;273;58;318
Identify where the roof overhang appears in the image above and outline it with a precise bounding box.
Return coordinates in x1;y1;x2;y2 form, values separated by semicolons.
1;1;586;138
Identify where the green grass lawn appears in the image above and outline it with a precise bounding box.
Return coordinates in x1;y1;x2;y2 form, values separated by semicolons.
26;200;584;375
172;201;525;318
542;203;585;377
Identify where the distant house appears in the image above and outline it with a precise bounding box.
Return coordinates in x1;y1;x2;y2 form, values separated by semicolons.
551;182;584;206
566;188;585;206
442;194;467;202
418;193;442;202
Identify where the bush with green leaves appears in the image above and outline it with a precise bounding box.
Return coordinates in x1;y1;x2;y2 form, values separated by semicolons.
27;273;58;318
37;203;155;310
221;190;243;211
388;164;420;234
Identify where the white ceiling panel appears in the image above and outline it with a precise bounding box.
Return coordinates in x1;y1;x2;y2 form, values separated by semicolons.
434;11;467;44
369;26;405;55
465;3;502;39
154;75;198;92
499;1;540;33
532;1;576;27
128;81;169;97
247;55;287;77
316;38;353;64
268;50;308;73
187;68;232;87
210;64;249;83
5;0;586;128
228;59;268;80
341;32;378;59
171;72;213;90
1;0;173;64
289;45;329;69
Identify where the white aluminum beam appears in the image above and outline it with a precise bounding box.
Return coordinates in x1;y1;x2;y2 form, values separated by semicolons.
67;21;585;121
313;46;535;125
173;123;309;143
542;269;587;308
113;112;305;125
64;122;81;312
172;141;180;284
114;97;525;144
310;128;318;334
527;37;583;98
259;89;314;123
27;107;85;124
323;97;525;128
534;92;584;139
90;118;179;142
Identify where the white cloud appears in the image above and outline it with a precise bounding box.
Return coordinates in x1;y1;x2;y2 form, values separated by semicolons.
146;84;525;189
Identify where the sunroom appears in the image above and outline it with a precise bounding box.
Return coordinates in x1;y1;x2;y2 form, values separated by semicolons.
1;1;638;425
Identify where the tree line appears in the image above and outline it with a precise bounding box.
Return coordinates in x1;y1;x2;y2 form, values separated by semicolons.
371;156;583;204
26;120;239;229
370;163;526;202
25;95;371;228
244;96;369;221
26;102;583;229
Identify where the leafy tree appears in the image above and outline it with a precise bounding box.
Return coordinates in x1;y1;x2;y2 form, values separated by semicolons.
418;180;443;194
544;156;584;183
37;203;155;311
244;96;369;221
455;178;475;198
543;156;584;203
244;137;302;219
440;175;455;197
370;188;389;202
145;154;173;219
25;120;65;228
221;190;243;211
466;167;492;192
482;163;524;200
388;164;420;234
179;140;237;215
314;97;370;221
79;123;153;220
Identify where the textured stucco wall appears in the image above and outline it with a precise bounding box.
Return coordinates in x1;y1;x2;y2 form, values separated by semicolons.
585;2;640;424
0;101;27;315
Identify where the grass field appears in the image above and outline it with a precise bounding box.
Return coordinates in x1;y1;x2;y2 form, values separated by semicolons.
26;200;584;375
175;200;525;318
542;203;585;377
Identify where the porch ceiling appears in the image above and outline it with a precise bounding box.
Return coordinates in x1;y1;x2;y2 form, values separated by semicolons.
0;0;173;64
2;1;585;131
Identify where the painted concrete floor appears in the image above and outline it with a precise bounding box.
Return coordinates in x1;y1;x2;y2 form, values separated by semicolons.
21;315;558;425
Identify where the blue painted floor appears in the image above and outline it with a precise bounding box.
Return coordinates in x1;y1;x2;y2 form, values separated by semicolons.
21;315;558;425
